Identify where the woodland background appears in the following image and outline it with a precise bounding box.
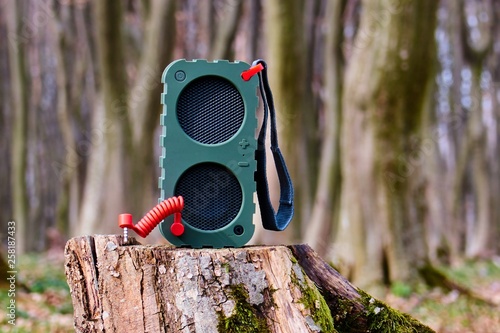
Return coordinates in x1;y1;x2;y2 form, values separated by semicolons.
0;0;500;328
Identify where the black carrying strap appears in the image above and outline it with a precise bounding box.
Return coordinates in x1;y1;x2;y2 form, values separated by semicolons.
253;59;294;231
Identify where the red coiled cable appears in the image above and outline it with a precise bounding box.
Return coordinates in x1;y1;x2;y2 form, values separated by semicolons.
119;196;184;238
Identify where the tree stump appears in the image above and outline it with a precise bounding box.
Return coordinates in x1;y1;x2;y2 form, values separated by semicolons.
64;235;434;332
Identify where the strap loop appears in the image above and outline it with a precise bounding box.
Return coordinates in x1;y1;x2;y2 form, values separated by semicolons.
252;59;294;231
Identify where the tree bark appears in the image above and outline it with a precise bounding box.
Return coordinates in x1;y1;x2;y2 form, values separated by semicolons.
6;0;29;253
0;5;13;231
51;3;79;237
65;235;434;333
465;69;491;257
335;0;438;287
262;0;307;244
127;0;177;219
460;0;493;258
78;0;177;235
304;0;343;255
209;0;243;60
77;0;128;236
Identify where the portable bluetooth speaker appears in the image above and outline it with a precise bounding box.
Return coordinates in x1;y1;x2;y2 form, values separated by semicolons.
118;59;294;248
158;60;259;248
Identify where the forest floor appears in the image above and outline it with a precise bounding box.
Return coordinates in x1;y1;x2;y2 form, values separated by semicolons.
384;257;500;333
0;251;499;332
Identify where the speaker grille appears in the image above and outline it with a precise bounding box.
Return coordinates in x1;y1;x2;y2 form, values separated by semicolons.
175;163;242;231
177;76;245;145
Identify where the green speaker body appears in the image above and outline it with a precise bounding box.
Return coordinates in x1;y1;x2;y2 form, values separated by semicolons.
159;59;259;248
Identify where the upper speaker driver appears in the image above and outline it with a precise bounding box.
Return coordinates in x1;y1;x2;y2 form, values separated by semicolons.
177;76;245;145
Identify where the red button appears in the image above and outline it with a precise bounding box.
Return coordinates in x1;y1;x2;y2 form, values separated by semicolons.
170;222;184;237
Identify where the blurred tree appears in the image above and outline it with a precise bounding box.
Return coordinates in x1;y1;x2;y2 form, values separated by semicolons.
178;0;244;61
458;0;493;258
304;0;344;255
335;0;439;287
77;0;176;235
492;1;500;253
263;0;308;244
441;0;464;264
6;1;29;253
0;3;13;241
209;0;243;59
50;2;87;237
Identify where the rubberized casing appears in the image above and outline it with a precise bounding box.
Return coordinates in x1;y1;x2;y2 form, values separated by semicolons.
159;59;259;248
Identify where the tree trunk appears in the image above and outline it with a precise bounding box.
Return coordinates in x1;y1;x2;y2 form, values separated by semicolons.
465;68;491;257
304;0;343;255
51;3;78;237
77;0;128;236
335;0;438;287
6;0;29;253
459;0;493;258
65;235;434;333
262;0;307;244
0;6;13;232
77;0;177;236
126;0;177;220
209;0;243;60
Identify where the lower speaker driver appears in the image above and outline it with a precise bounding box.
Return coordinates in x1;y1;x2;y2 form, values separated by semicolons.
174;163;243;231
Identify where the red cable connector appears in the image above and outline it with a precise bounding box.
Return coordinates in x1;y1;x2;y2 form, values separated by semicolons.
119;196;184;241
241;63;264;81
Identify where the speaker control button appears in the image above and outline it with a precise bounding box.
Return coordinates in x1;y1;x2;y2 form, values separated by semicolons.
174;70;186;81
239;139;250;149
238;162;249;167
